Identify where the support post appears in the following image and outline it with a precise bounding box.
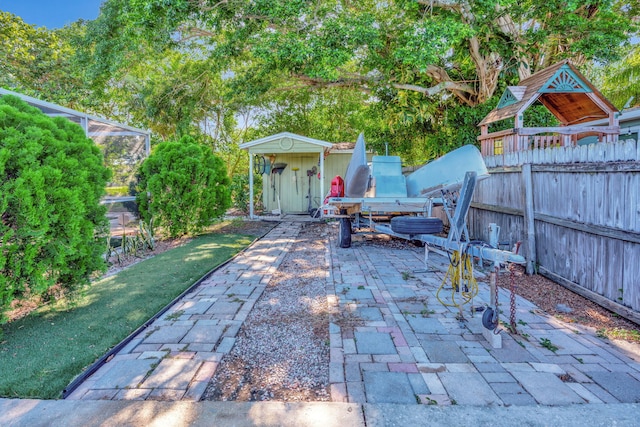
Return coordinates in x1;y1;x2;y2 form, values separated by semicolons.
522;163;536;274
482;262;502;348
249;153;255;219
320;150;325;208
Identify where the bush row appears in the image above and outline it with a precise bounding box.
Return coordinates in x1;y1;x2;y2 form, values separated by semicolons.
1;96;233;320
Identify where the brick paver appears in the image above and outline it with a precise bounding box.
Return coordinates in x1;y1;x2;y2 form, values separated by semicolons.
326;222;640;406
68;219;640;407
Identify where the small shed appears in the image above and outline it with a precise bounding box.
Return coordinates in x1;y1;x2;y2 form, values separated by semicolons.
478;60;619;156
239;132;371;218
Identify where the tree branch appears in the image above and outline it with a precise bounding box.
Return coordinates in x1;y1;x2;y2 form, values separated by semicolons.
392;80;471;96
290;71;476;101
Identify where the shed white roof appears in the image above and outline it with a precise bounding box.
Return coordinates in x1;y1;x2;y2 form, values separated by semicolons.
239;132;333;150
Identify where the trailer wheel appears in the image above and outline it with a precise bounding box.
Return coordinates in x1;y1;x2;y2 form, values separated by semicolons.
339;217;352;248
390;217;443;235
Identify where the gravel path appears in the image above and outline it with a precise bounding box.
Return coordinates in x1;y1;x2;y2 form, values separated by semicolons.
203;223;331;401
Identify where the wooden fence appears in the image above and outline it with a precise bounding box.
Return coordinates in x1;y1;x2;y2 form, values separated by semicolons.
466;139;640;322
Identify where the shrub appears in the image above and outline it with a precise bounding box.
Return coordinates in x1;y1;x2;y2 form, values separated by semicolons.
136;136;231;237
230;173;263;214
230;173;249;213
0;95;111;320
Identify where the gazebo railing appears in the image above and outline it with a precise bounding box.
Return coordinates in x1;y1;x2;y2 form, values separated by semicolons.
478;126;619;156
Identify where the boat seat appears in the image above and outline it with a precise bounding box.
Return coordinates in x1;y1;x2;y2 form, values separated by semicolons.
371;155;407;198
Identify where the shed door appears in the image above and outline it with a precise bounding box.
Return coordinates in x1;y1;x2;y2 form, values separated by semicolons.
281;156;308;213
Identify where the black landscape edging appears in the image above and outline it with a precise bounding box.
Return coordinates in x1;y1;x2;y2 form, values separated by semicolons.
62;224;275;399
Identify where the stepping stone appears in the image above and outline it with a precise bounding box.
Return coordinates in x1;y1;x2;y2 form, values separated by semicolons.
356;307;383;321
206;301;242;315
227;284;256;296
180;324;225;344
93;359;157;389
144;325;191;344
363;371;417;404
338;286;374;302
355;332;396;354
489;335;538;363
511;371;583;405
387;287;416;299
181;300;215;315
533;331;592;355
421;340;469;363
438;372;501;405
143;359;202;389
407;317;449;334
396;301;428;314
589;372;640;403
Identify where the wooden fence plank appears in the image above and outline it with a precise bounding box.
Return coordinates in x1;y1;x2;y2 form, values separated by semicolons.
625;172;640;233
603;238;624;302
522;164;536;274
623;241;640;310
471;158;640;314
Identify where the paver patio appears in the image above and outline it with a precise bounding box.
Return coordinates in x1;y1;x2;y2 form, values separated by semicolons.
67;220;640;406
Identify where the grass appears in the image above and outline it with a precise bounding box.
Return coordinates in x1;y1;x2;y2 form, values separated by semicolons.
540;338;559;353
0;231;254;399
104;186;130;197
597;327;640;342
401;271;414;281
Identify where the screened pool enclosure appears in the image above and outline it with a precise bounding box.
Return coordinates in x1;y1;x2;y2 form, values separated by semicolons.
0;88;150;232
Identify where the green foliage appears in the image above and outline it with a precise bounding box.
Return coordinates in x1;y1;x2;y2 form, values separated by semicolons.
253;87;380;144
230;173;262;214
81;0;636;165
104;186;129;196
0;95;111;320
4;0;632;174
540;338;559;353
94;0;634;106
136;137;231;237
100;135;147;188
0;12;93;109
599;44;640;109
129;53;234;140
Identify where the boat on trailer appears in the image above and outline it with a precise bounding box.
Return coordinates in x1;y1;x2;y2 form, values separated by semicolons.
322;135;489;248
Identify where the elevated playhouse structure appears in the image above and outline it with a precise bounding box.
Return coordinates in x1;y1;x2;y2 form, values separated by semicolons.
478;60;619;156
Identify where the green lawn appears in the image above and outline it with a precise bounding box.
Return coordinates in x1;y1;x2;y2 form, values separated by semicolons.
0;231;256;399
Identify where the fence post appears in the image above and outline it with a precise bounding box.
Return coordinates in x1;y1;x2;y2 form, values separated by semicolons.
522;163;537;274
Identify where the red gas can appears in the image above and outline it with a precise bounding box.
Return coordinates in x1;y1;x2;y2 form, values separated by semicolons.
330;176;345;197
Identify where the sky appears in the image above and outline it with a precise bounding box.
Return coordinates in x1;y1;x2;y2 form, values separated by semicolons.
0;0;103;29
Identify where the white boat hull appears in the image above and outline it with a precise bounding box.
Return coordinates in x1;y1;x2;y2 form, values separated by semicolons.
406;145;488;198
344;133;370;198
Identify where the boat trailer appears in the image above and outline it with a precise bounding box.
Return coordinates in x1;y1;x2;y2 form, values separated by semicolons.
322;140;526;345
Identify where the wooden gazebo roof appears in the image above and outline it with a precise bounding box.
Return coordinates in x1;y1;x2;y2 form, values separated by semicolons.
479;60;618;127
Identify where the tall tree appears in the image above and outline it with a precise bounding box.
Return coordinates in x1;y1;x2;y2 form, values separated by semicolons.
87;0;635;108
82;0;637;163
0;12;92;109
599;44;640;109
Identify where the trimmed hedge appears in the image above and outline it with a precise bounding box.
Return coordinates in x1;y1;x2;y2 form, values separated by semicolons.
0;95;111;320
136;136;231;237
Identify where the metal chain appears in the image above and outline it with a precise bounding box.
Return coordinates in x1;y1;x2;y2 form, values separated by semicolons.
509;263;518;333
